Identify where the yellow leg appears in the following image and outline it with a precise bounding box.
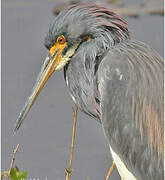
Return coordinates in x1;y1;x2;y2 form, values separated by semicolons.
105;161;115;180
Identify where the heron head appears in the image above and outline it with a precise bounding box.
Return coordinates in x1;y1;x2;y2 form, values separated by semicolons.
44;4;129;69
14;4;129;132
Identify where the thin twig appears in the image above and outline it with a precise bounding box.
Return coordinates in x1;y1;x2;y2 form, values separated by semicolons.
1;171;8;180
65;105;78;180
98;0;163;16
7;144;20;180
53;0;163;16
105;161;115;180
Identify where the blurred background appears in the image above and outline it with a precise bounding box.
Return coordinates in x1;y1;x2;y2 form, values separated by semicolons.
2;0;163;179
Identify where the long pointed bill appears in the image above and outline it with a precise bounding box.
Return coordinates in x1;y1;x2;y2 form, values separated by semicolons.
13;50;59;133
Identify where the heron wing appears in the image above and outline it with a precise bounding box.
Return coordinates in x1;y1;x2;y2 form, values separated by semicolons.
97;40;163;180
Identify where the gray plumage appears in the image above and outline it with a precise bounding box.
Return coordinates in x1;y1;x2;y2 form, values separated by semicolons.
51;5;163;179
15;3;164;180
64;38;163;179
98;41;163;180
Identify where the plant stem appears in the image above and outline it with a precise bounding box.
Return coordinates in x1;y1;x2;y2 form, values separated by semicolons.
7;144;20;180
65;105;78;180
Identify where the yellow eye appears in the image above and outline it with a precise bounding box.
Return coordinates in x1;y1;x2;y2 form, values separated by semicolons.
57;35;66;44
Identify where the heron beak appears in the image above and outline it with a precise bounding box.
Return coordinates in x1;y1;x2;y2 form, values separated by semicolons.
13;49;60;133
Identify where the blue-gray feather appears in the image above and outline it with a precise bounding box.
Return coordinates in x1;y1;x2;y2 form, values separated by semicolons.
98;40;163;180
44;4;164;180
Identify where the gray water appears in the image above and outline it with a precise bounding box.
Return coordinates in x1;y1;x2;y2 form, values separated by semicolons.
2;0;163;179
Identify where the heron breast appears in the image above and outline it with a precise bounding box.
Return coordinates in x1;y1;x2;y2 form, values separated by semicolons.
65;73;100;119
65;74;77;104
109;146;137;180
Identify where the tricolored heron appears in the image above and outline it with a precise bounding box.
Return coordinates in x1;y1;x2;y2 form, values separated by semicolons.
14;4;164;180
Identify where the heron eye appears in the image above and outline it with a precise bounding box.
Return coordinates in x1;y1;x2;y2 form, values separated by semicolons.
57;35;66;44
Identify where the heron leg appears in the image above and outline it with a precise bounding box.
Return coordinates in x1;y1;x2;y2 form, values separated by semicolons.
105;161;115;180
